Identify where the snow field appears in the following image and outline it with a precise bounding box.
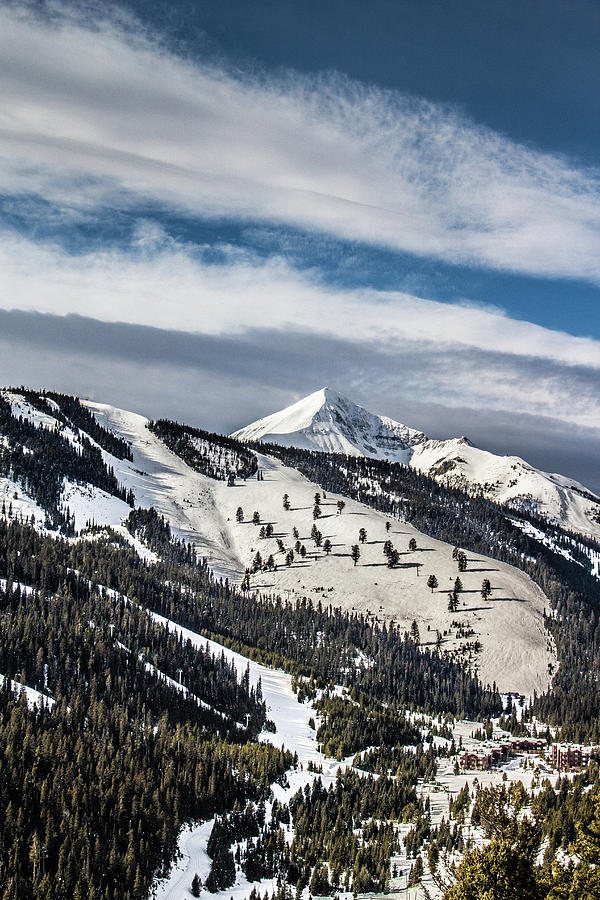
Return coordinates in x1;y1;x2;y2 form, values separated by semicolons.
211;453;554;696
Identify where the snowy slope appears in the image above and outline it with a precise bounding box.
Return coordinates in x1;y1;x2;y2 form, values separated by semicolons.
0;674;55;710
95;405;555;693
207;451;554;696
232;389;600;540
232;387;426;462
410;437;600;540
0;393;555;694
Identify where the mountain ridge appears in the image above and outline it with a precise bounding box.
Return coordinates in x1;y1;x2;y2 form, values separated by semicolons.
232;387;600;540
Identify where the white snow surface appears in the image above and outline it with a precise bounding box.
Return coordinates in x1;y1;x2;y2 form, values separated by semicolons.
210;453;554;696
0;674;55;710
231;387;425;462
146;609;323;768
232;388;600;540
61;479;132;532
410;437;600;541
84;402;245;580
0;476;47;529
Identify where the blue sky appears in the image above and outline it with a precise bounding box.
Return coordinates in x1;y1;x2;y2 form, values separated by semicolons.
0;0;599;488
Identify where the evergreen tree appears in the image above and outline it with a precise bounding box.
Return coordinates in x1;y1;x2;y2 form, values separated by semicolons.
427;574;439;593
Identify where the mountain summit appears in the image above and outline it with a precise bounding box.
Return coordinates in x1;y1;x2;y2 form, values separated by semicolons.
231;387;427;463
232;388;600;539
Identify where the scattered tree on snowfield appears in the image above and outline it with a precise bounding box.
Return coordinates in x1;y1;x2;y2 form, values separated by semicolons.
387;549;400;568
427;574;439;593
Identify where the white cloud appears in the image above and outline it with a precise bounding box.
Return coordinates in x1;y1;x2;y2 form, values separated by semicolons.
0;226;599;430
1;3;600;282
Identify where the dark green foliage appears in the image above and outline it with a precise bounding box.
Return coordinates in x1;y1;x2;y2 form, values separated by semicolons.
201;770;419;895
0;539;292;900
125;506;198;567
444;775;600;899
354;743;438;781
445;791;545;899
44;391;133;460
285;772;411;893
2;510;500;724
148;418;257;480
315;693;419;759
10;389;133;460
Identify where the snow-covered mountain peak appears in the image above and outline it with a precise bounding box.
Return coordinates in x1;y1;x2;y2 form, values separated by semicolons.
233;389;600;540
231;388;427;462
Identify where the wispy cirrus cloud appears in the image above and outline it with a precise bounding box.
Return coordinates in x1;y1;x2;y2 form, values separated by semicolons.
1;2;600;283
